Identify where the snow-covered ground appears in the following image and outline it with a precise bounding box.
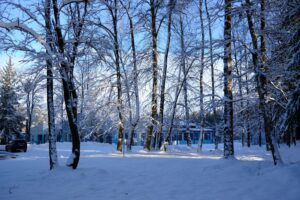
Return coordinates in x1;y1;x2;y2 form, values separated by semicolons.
0;142;299;200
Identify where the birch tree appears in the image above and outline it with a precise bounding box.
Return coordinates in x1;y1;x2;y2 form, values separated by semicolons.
120;0;140;151
0;0;89;169
45;0;58;170
144;0;161;151
157;0;176;150
223;0;234;158
197;0;205;151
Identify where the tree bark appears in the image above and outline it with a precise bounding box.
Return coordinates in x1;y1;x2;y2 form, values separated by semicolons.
157;0;175;150
165;65;182;144
25;92;31;142
129;12;140;151
245;0;281;165
223;0;234;158
110;0;125;152
121;1;141;151
45;0;58;170
198;0;205;151
233;34;250;147
144;0;159;151
205;0;219;150
244;49;251;147
180;14;192;146
51;0;88;169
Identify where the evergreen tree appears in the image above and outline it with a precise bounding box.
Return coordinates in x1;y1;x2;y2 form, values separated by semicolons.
0;58;24;141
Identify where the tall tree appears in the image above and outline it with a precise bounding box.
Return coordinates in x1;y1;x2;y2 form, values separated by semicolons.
223;0;234;158
179;14;192;146
110;0;125;152
276;0;300;144
0;0;87;169
45;0;58;170
144;0;160;151
245;0;282;165
204;0;220;149
157;0;176;150
120;0;141;151
198;0;205;151
51;0;88;169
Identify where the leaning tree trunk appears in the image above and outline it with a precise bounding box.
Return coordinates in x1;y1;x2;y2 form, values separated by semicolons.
223;0;234;158
165;57;195;144
45;0;58;170
165;64;182;144
157;0;175;150
128;11;140;151
260;0;281;163
144;0;159;151
61;69;80;169
245;0;281;165
180;14;192;146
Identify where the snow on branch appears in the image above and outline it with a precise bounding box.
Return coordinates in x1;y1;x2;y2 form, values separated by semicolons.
60;0;87;10
3;2;45;28
0;20;52;54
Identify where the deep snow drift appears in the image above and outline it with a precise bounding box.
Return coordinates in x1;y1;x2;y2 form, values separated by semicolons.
0;142;299;200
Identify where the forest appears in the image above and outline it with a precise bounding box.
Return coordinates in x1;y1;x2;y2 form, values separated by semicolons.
0;0;299;170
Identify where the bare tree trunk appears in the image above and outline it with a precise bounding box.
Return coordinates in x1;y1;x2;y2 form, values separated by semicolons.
180;14;192;146
52;0;88;169
205;0;219;149
120;55;133;147
165;57;196;145
244;75;252;148
258;119;262;146
60;90;64;142
157;0;175;150
29;90;35;139
260;0;281;163
166;65;182;144
244;49;251;147
45;0;58;170
233;34;249;147
60;70;80;169
245;0;281;165
109;0;125;152
223;0;234;158
126;4;140;151
25;92;31;142
79;68;85;139
198;0;205;151
144;0;159;151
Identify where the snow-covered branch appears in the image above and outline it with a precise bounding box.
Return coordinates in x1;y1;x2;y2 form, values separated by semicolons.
0;21;52;54
60;0;87;10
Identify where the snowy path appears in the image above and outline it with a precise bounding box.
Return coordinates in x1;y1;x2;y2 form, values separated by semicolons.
0;142;299;200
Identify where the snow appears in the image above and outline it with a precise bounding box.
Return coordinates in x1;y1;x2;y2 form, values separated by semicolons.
0;142;300;200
